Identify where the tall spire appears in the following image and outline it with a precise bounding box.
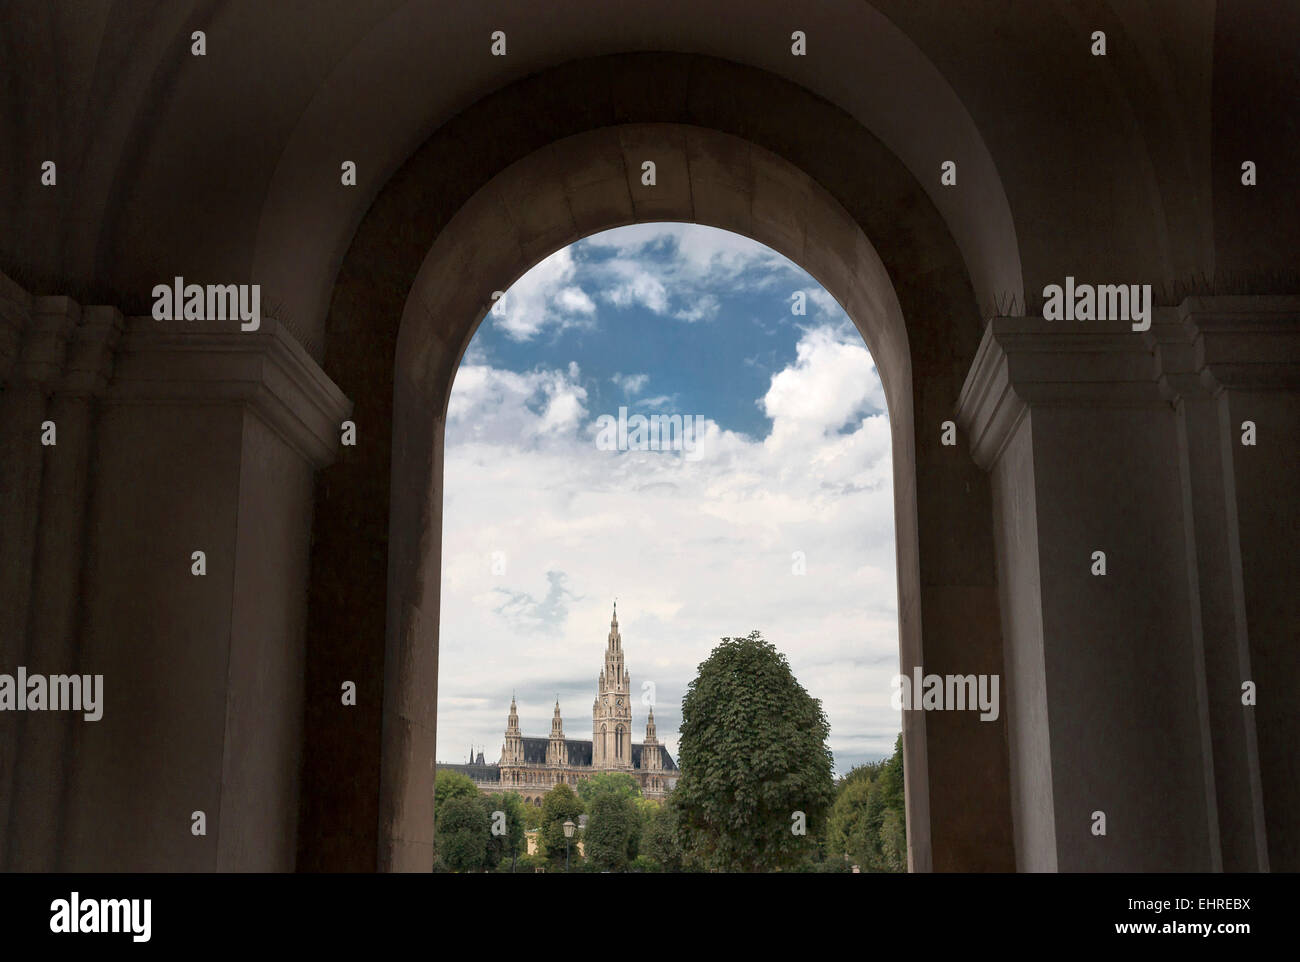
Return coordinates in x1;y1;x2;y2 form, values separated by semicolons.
504;694;522;764
595;598;632;769
547;697;568;767
608;602;622;651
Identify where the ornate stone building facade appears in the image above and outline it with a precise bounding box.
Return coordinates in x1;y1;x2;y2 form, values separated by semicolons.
438;606;678;805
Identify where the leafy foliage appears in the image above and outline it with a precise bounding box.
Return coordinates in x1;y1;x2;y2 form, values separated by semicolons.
643;795;688;871
584;790;640;871
437;795;489;872
576;771;642;805
484;791;527;869
522;801;543;830
538;782;586;869
435;770;480;809
672;631;836;871
433;771;531;871
827;733;907;872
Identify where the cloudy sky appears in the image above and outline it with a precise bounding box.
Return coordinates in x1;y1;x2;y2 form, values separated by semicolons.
436;223;901;776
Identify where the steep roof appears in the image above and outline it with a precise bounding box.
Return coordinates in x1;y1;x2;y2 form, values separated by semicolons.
519;736;678;772
436;762;500;783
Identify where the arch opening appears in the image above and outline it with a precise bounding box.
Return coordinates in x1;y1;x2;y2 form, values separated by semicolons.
432;219;911;870
303;103;1013;874
388;122;930;869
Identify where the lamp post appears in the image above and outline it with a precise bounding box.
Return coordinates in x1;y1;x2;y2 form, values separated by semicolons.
563;819;576;872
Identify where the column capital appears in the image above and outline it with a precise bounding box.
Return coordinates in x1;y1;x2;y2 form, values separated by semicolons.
1178;295;1300;393
14;296;79;387
106;317;353;468
57;306;125;398
956;317;1162;468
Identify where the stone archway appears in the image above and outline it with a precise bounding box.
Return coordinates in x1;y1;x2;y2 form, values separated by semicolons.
3;12;1293;879
300;55;1014;873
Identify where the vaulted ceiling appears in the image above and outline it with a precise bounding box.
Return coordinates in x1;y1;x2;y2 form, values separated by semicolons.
2;1;1295;350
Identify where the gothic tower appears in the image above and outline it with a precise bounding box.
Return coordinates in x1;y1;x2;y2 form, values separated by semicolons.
642;707;662;771
502;694;523;765
592;603;632;768
546;699;568;767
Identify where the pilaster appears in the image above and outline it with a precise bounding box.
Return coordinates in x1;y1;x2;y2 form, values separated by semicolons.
60;316;351;871
958;316;1214;871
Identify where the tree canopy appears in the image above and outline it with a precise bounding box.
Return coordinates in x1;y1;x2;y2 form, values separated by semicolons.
672;631;835;871
576;771;641;805
538;782;586;869
584;790;640;871
436;795;490;872
433;771;530;872
827;733;907;872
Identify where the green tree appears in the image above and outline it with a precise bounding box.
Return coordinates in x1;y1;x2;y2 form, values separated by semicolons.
673;631;835;872
828;775;876;867
576;771;641;805
522;801;542;831
436;795;489;872
880;808;907;872
584;790;640;871
517;852;547;872
827;733;906;872
484;791;527;870
434;770;491;872
435;770;480;812
643;795;687;872
630;796;659;861
538;782;585;869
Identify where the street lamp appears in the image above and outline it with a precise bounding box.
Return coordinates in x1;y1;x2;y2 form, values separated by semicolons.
563;819;576;872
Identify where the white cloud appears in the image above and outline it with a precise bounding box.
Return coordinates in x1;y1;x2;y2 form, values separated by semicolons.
808;288;842;317
581;224;800;320
611;372;650;397
761;323;888;458
447;363;589;445
674;294;720;322
490;247;597;341
583;223;789;279
604;265;669;313
438;322;899;773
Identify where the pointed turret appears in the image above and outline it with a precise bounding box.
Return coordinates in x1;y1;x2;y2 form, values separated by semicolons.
643;708;662;771
546;698;568;767
503;695;523;765
550;699;564;736
608;601;621;649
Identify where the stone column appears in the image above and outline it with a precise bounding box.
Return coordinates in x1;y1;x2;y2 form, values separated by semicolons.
1170;296;1300;871
60;317;350;871
958;317;1216;871
0;298;77;649
0;273;30;868
6;305;123;870
0;295;77;865
0;271;28;384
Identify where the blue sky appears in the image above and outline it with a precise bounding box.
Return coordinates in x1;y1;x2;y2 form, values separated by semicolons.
437;223;901;776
